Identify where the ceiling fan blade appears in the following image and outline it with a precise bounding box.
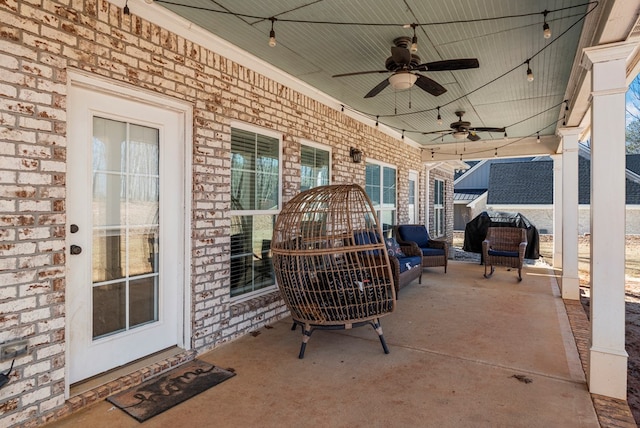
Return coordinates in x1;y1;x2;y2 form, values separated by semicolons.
364;78;390;98
391;46;411;65
469;127;505;133
332;70;389;78
416;58;480;72
422;130;451;135
414;74;447;96
467;132;481;142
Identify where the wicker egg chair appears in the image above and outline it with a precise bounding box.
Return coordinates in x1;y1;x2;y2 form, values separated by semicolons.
271;184;396;358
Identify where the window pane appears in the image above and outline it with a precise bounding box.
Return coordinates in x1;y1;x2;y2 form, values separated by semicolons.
382;166;396;206
379;210;396;237
408;180;415;205
230;214;275;297
301;145;329;190
365;163;381;207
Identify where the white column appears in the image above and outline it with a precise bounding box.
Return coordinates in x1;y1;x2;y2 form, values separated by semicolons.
551;154;563;269
583;41;637;399
557;128;582;300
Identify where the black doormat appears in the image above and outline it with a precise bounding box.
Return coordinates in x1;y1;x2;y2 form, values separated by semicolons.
107;359;236;422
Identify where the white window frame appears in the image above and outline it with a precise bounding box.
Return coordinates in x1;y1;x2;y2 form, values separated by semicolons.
365;159;397;235
229;122;282;302
434;178;445;238
300;139;331;190
408;170;419;224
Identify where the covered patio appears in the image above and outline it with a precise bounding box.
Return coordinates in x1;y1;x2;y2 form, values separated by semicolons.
48;261;635;427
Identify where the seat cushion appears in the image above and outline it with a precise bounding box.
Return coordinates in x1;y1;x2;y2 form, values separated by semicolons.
397;256;422;273
488;249;519;257
398;225;430;248
384;237;406;258
422;247;445;257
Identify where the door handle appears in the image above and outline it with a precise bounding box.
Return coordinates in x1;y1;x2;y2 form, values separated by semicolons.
70;245;82;255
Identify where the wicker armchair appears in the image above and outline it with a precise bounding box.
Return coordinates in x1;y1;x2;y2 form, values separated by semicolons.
482;227;528;281
395;225;449;273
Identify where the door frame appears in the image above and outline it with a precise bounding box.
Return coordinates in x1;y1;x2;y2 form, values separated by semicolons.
65;70;193;396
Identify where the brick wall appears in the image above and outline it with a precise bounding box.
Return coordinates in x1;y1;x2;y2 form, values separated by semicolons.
0;1;428;426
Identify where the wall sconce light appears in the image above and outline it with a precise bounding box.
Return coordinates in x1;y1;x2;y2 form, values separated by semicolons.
350;147;363;163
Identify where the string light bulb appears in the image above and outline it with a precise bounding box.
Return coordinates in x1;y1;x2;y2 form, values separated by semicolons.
436;106;442;125
401;130;405;140
123;0;130;15
526;60;534;82
494;148;498;158
536;132;541;143
375;115;379;127
268;17;277;47
542;10;551;39
410;25;418;53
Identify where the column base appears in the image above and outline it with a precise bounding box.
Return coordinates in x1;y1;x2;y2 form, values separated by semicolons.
560;275;580;300
588;346;628;399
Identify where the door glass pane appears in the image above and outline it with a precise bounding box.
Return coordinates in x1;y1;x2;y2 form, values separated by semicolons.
92;228;124;282
130;277;157;328
92;117;160;339
93;282;126;338
93;173;126;227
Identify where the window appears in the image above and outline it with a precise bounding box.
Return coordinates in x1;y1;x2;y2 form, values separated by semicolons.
230;127;280;298
434;179;445;238
300;144;330;191
408;171;418;224
365;162;396;236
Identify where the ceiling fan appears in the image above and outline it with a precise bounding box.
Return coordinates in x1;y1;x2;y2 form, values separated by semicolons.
425;110;505;141
332;36;479;98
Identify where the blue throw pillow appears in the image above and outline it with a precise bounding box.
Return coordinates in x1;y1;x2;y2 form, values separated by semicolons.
385;238;406;258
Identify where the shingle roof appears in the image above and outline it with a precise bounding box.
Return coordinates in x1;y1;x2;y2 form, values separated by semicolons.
487;161;553;204
485;154;640;205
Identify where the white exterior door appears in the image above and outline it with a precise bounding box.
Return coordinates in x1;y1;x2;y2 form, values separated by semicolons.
67;78;187;384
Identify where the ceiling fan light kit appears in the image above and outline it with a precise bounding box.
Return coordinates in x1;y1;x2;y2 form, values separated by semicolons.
453;131;469;140
389;72;417;90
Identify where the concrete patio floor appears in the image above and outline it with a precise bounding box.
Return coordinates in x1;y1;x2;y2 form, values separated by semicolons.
50;260;604;427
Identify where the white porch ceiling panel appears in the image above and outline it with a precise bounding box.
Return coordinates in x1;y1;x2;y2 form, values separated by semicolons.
155;0;591;158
